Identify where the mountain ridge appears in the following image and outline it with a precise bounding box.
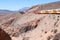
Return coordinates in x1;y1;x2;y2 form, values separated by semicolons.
26;1;60;12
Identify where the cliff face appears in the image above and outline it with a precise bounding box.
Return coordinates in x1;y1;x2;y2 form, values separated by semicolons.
0;1;60;40
3;14;60;40
11;14;60;40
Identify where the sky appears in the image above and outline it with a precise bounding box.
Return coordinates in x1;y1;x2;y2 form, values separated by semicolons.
0;0;60;11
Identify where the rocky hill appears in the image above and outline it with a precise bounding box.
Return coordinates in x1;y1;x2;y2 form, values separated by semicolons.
0;1;60;40
26;1;60;13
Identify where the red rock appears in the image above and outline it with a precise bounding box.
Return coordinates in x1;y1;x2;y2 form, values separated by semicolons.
0;28;11;40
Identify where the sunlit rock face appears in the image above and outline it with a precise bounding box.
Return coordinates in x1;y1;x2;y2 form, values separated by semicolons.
11;14;60;40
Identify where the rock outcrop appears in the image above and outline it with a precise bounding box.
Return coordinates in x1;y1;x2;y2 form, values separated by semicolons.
0;28;11;40
10;14;60;40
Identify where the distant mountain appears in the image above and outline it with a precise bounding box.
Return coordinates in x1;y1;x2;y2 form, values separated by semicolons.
0;10;12;12
0;7;29;16
0;10;15;16
19;7;29;12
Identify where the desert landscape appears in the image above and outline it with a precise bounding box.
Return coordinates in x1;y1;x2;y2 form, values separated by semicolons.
0;1;60;40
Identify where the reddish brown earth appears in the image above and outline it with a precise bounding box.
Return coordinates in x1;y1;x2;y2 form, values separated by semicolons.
0;28;11;40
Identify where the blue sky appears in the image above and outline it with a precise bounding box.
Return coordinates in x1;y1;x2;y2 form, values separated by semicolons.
0;0;59;11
